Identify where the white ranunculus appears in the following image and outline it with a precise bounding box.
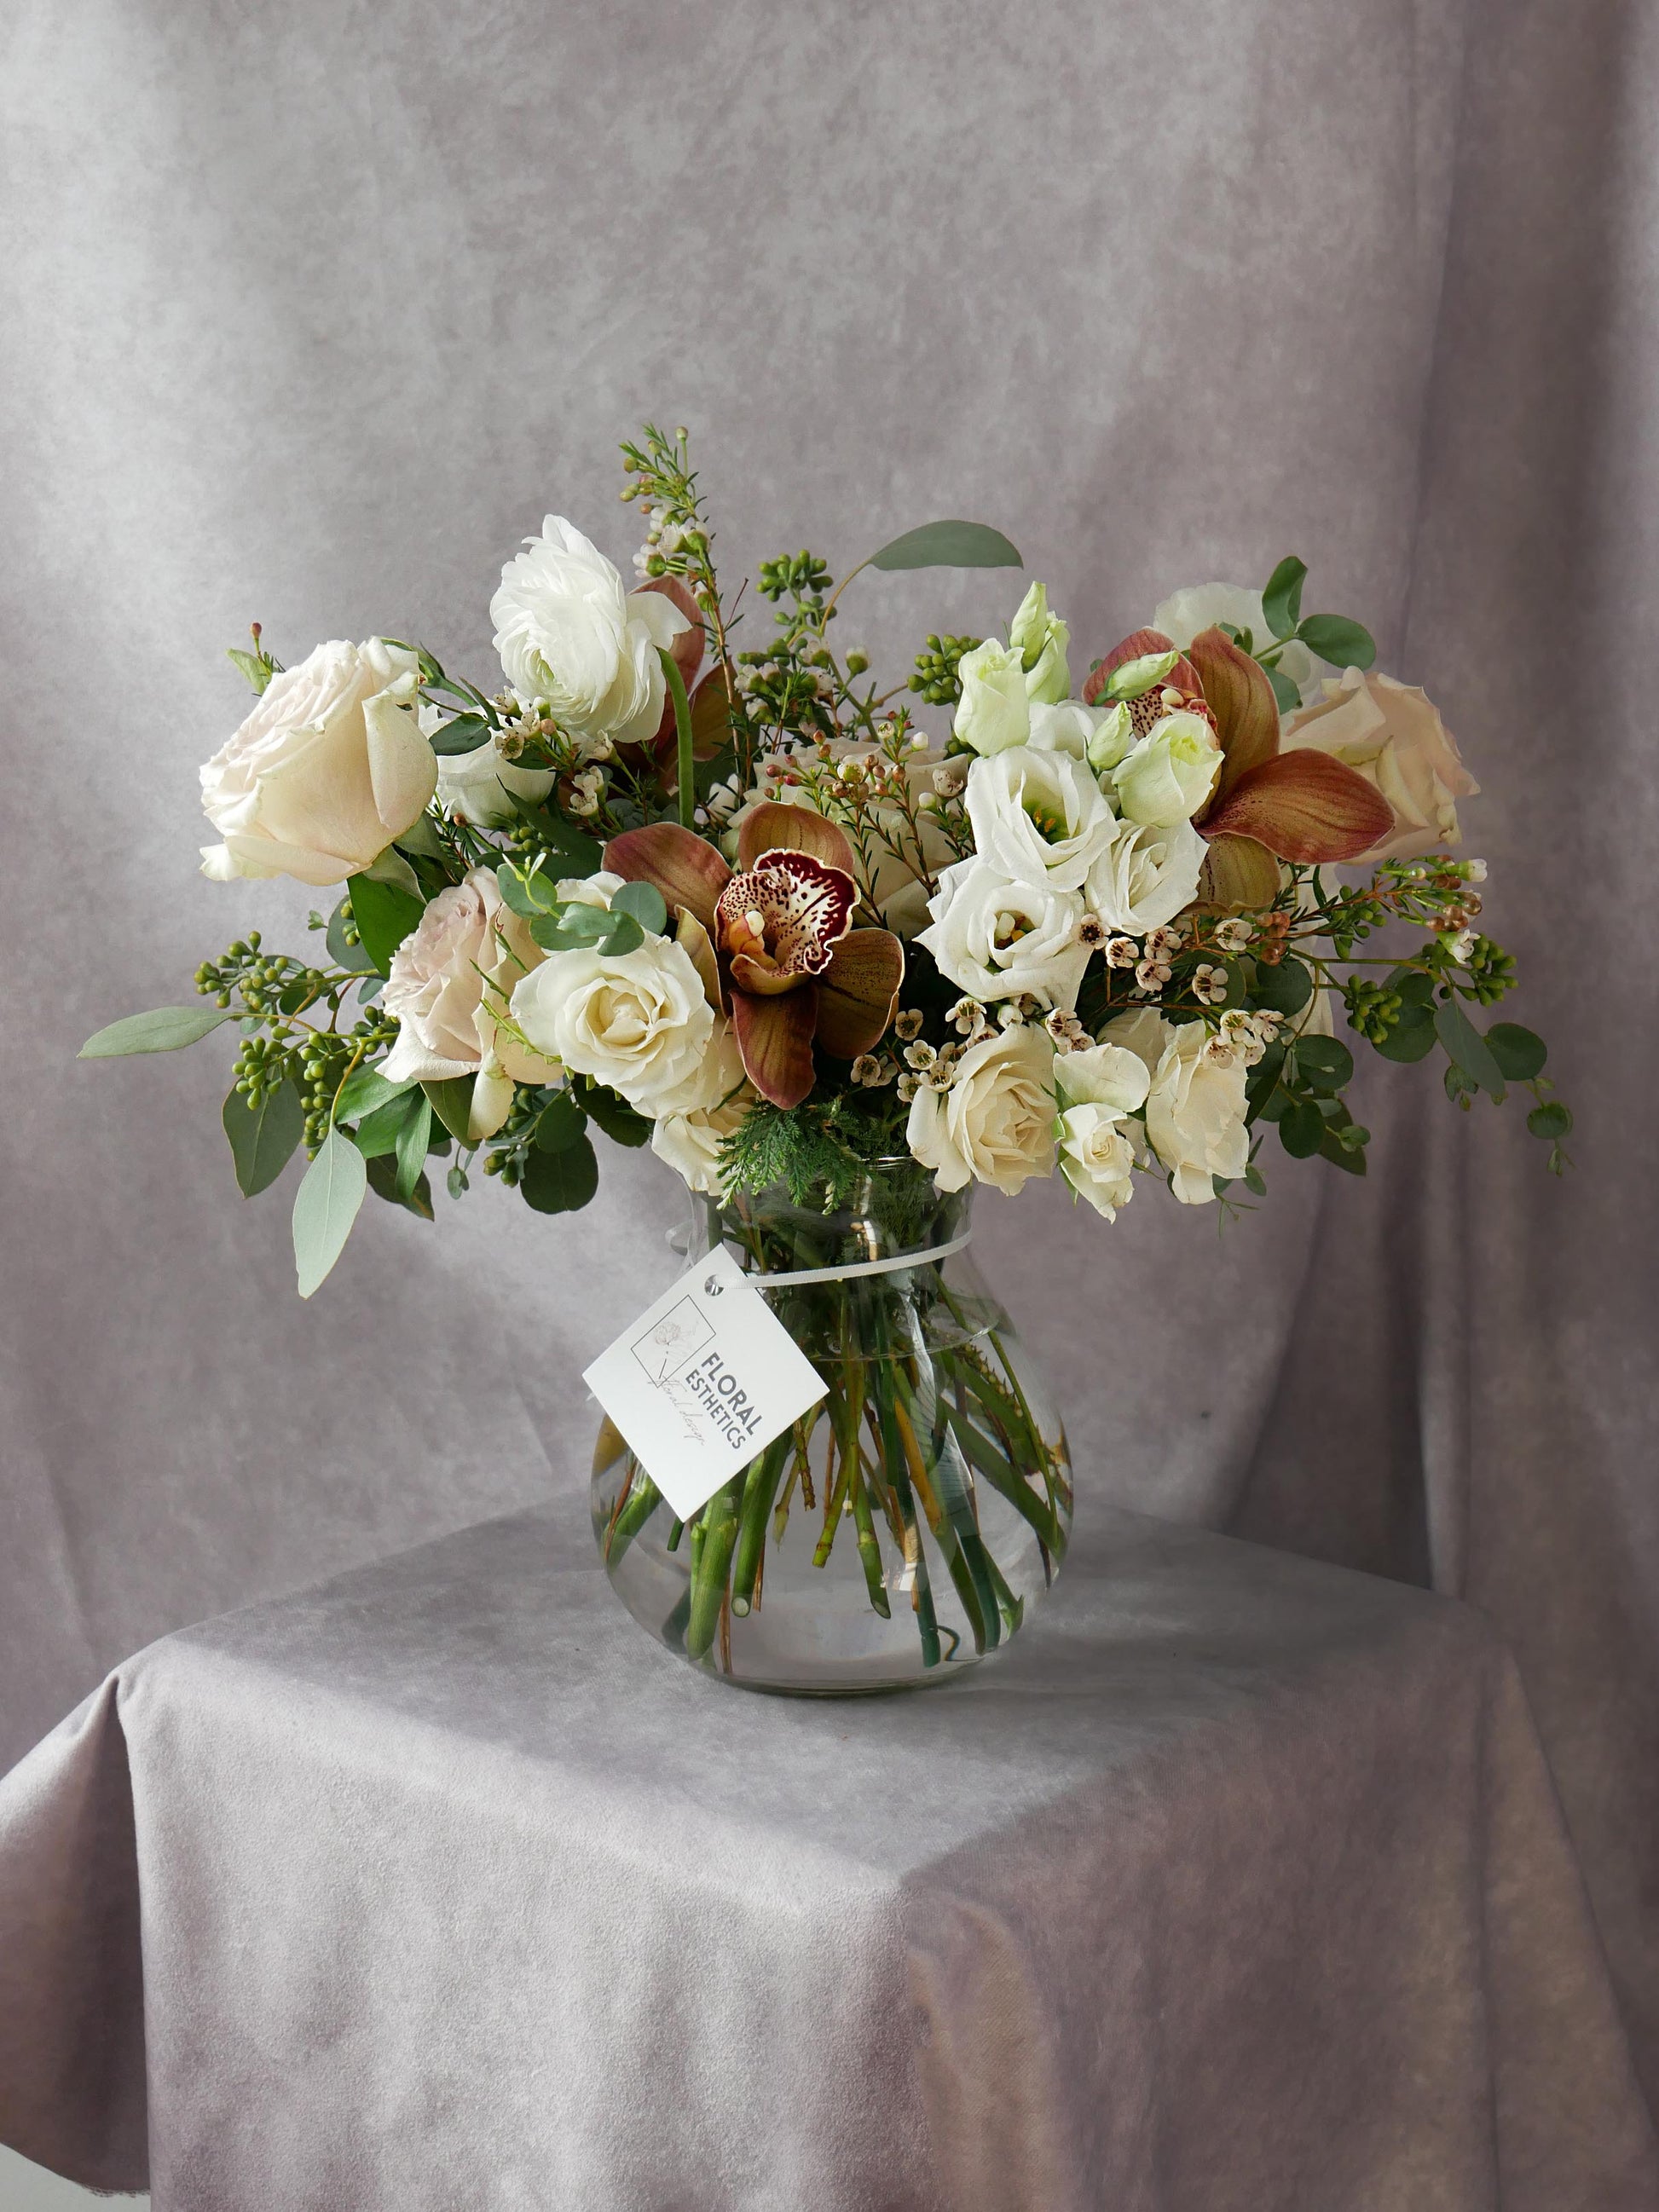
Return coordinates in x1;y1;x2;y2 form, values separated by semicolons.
1280;667;1479;860
1111;711;1223;828
436;731;556;829
199;638;437;887
1026;699;1106;761
1085;814;1206;933
916;859;1090;1010
650;1025;753;1194
964;745;1118;894
1009;581;1072;705
490;517;691;749
1104;1008;1248;1204
380;868;556;1139
510;930;714;1117
907;1023;1055;1197
1152;582;1321;706
952;638;1032;755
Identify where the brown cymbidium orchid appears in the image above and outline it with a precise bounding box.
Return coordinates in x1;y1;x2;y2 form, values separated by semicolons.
604;804;905;1109
1085;626;1396;907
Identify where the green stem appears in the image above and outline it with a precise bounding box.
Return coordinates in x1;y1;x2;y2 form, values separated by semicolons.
658;646;696;829
687;1478;743;1660
850;1464;891;1619
731;1435;790;1616
604;1469;664;1569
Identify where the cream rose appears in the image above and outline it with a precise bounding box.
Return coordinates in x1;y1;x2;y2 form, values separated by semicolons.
650;1025;753;1194
1085;815;1206;934
1104;1008;1248;1204
1053;1040;1152;1220
1111;711;1223;828
1152;583;1321;707
907;1024;1055;1197
510;931;714;1117
435;730;556;829
964;746;1118;893
490;517;691;748
916;859;1090;1009
1280;668;1478;860
199;638;437;887
379;869;554;1140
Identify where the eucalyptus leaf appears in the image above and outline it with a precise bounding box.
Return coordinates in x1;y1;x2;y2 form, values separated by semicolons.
334;1064;416;1123
1261;556;1308;640
1527;1102;1573;1141
1292;1034;1354;1092
395;1094;432;1203
1279;1098;1327;1158
535;1093;587;1152
521;1131;599;1213
226;647;275;695
868;521;1023;572
292;1129;367;1297
1384;967;1437;1006
1296;614;1377;670
1250;957;1314;1018
366;1153;435;1221
352;1087;424;1160
529;907;644;956
1318;1129;1367;1175
349;875;425;976
1485;1022;1547;1082
1373;1007;1436;1062
222;1079;304;1198
1434;998;1506;1099
422;1076;476;1143
505;799;604;878
610;880;668;935
427;713;494;756
1263;663;1302;715
584;1084;653;1149
79;1004;233;1057
495;860;563;917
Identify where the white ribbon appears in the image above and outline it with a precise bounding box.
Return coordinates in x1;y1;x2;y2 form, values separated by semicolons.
731;1230;974;1290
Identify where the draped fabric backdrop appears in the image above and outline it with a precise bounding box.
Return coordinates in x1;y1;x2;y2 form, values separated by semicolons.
3;0;1653;2122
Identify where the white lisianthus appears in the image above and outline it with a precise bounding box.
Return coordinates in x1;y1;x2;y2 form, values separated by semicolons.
1104;1008;1248;1204
490;517;691;749
380;868;556;1139
199;638;437;887
1280;667;1479;860
435;730;556;828
1111;711;1223;828
1053;1040;1152;1220
964;746;1118;893
1152;582;1320;706
1008;581;1072;705
650;1025;752;1194
1085;814;1206;933
1026;699;1106;761
907;1024;1055;1197
952;638;1032;755
916;858;1090;1009
510;930;714;1117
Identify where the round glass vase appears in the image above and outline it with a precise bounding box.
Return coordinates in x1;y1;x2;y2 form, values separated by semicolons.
591;1162;1072;1693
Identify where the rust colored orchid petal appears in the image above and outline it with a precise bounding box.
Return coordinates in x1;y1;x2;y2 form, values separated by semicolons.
675;908;725;1013
816;929;905;1061
1081;627;1204;707
714;851;854;983
736;800;858;878
1204;752;1397;863
729;950;806;996
732;984;819;1109
1196;833;1282;911
1187;627;1280;803
604;823;731;933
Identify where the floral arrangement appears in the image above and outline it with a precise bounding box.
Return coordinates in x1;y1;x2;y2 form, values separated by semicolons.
83;424;1570;1300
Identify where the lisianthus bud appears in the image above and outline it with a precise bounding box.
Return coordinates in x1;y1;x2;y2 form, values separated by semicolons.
952;638;1032;755
1085;701;1134;776
1009;580;1071;705
1111;711;1222;828
1104;648;1180;702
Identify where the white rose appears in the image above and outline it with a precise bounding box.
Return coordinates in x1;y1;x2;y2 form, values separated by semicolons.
380;868;556;1139
964;745;1119;893
952;638;1032;755
490;517;691;748
435;731;556;828
556;869;625;908
1104;1009;1248;1204
510;931;714;1117
650;1025;753;1195
916;858;1090;1009
1152;582;1320;707
907;1024;1055;1197
1052;1040;1151;1221
1110;711;1223;828
199;638;437;887
1280;667;1479;860
1085;815;1206;933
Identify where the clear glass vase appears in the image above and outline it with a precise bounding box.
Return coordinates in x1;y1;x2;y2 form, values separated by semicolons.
591;1161;1072;1692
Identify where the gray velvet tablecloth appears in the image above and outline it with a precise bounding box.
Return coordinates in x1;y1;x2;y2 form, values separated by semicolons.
0;1507;1652;2212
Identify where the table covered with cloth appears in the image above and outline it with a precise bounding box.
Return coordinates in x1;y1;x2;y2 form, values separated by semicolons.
0;1502;1652;2212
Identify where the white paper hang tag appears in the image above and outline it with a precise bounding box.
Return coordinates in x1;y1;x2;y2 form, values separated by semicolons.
582;1245;829;1523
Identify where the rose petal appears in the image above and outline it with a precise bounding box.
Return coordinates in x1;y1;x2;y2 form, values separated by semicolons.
1196;832;1282;910
604;823;731;931
736;800;857;877
816;930;905;1060
1203;753;1398;863
1081;628;1204;708
1187;627;1280;803
731;984;819;1108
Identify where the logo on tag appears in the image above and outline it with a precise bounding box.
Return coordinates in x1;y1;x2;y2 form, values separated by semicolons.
583;1245;828;1522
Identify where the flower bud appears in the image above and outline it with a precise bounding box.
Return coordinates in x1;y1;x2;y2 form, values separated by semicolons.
1110;711;1222;828
1104;649;1180;702
951;638;1032;755
1084;701;1134;775
1009;580;1071;705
